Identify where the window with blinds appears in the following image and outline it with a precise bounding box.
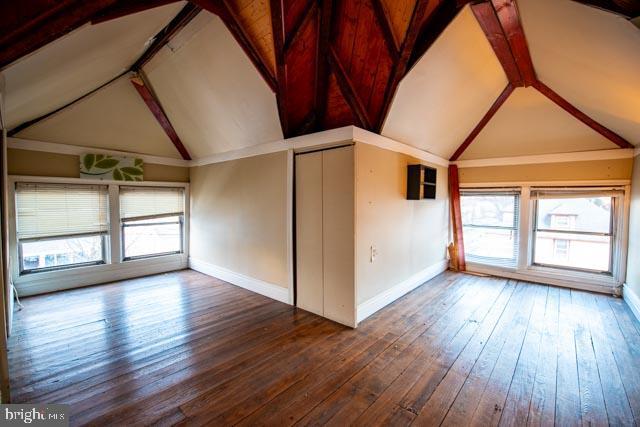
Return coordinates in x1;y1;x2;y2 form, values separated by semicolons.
460;189;520;269
15;183;109;273
530;188;620;274
119;187;185;260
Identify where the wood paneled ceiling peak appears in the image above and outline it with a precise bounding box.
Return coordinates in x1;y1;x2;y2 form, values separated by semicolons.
2;0;638;158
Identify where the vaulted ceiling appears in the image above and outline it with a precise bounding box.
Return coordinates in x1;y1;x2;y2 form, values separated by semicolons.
1;0;639;161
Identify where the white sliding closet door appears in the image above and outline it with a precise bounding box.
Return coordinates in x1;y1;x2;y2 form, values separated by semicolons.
295;146;355;327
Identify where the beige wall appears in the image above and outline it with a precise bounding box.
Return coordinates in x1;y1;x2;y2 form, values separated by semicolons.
7;148;189;182
189;152;288;288
355;143;449;304
459;158;633;184
627;154;640;298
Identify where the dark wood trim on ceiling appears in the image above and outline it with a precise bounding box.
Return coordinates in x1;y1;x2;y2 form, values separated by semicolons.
449;83;515;161
471;2;522;86
269;0;290;137
315;0;335;130
283;0;317;53
491;0;536;87
370;0;400;58
90;0;181;24
192;0;278;93
0;0;119;70
328;47;372;130
131;73;192;160
533;80;634;149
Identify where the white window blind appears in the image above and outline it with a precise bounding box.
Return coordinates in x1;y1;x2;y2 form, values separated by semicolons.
16;183;109;240
460;189;521;269
120;187;184;221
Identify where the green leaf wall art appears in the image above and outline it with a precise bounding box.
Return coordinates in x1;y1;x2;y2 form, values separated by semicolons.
80;154;144;181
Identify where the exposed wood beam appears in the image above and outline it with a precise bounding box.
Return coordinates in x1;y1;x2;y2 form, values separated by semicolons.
471;2;522;86
571;0;640;17
491;0;536;87
448;165;466;272
283;0;317;53
270;0;290;137
192;0;278;93
91;0;180;24
449;84;514;161
131;3;201;71
131;73;192;160
315;0;335;131
371;0;400;58
0;0;118;70
328;48;373;130
533;80;634;149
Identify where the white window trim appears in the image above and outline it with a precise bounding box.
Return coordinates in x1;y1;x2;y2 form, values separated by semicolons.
8;175;190;296
461;181;630;295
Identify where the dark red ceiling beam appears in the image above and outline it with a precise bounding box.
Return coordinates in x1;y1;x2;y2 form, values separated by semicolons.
491;0;536;87
471;2;522;86
371;0;400;58
91;0;180;24
283;0;316;53
269;0;290;136
533;80;634;149
328;48;373;130
131;74;192;160
315;0;335;130
192;0;278;93
450;83;514;161
0;0;118;70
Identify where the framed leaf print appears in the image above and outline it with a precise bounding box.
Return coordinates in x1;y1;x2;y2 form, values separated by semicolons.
80;154;144;181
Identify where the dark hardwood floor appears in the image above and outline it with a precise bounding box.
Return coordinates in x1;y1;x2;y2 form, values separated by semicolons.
8;269;640;426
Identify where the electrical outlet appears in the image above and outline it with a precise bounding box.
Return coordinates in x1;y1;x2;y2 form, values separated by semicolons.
370;245;378;263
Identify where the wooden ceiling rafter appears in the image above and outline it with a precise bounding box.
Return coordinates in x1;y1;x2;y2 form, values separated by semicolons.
269;0;290;136
452;0;635;160
283;0;317;53
90;0;181;24
193;0;278;93
533;80;634;149
371;0;401;58
0;0;119;70
314;0;335;130
449;83;514;161
131;72;191;160
328;47;373;130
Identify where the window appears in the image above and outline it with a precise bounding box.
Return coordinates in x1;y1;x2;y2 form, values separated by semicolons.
15;183;109;273
120;187;185;260
532;191;616;273
460;190;520;268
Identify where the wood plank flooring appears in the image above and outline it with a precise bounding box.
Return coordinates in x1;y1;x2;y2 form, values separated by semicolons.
8;269;640;426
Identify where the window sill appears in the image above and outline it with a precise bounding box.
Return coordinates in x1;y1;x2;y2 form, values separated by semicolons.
14;253;188;297
466;262;621;295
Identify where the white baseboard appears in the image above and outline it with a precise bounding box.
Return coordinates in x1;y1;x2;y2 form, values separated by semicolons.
623;284;640;323
189;257;290;304
15;254;187;296
357;259;449;323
